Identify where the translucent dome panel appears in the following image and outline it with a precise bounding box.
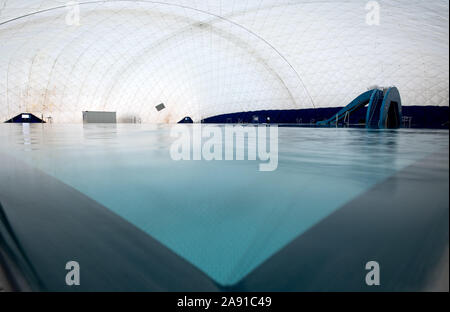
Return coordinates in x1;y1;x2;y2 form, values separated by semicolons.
0;0;448;123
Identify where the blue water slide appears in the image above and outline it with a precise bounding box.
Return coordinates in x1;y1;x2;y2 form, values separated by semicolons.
316;89;377;126
366;89;385;128
378;87;402;129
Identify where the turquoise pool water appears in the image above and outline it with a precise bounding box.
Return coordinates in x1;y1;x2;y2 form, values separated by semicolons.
0;124;448;285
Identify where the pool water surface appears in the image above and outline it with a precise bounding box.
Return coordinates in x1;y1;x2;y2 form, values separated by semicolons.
0;124;448;285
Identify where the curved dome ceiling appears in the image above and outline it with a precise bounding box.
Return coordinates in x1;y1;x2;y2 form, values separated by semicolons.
0;0;448;123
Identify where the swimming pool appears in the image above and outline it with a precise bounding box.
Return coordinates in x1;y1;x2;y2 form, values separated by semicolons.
0;124;448;291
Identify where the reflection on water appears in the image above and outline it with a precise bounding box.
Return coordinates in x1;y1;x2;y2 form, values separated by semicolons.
0;124;448;285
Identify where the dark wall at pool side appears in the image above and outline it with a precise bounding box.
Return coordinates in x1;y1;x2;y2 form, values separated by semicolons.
201;106;449;129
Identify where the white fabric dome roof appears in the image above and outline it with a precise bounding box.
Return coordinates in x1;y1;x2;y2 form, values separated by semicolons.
0;0;448;123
